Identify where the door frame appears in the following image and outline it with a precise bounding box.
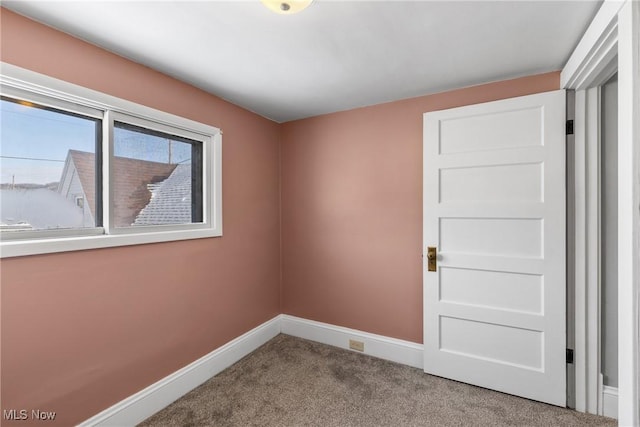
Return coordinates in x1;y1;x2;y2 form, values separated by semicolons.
561;0;639;424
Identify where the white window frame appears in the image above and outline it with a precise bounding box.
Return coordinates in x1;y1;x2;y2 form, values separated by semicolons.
0;63;223;258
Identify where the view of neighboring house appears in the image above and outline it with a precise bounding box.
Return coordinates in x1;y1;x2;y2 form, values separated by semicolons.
57;150;191;228
1;150;192;232
57;150;97;228
58;150;182;227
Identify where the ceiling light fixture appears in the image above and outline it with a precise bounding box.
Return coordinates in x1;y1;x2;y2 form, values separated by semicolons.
261;0;313;15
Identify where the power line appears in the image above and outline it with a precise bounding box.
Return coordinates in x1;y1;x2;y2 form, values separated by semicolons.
0;155;65;163
1;107;95;128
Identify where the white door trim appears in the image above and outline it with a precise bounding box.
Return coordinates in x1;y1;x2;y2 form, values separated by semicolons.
616;2;640;425
572;87;604;414
562;0;639;424
560;0;624;90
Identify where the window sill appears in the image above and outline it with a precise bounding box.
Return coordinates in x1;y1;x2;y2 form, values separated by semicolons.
0;227;222;258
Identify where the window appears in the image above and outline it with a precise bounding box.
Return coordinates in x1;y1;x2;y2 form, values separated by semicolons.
111;118;203;228
0;97;101;234
0;64;222;257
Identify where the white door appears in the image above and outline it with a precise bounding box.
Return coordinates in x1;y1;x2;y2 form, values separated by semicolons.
423;90;566;406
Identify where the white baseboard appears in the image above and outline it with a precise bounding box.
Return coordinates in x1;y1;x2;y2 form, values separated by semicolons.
78;314;423;426
602;386;618;419
280;314;423;369
78;315;281;427
78;314;605;425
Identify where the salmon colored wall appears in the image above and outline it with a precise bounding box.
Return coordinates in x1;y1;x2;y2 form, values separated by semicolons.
0;8;281;426
281;72;560;343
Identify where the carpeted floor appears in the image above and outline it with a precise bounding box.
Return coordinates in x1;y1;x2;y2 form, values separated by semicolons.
139;334;615;427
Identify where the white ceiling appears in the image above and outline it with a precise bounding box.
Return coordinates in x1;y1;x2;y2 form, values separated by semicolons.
3;1;601;123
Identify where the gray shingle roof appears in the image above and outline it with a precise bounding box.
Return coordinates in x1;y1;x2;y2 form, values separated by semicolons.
64;150;177;227
133;163;192;225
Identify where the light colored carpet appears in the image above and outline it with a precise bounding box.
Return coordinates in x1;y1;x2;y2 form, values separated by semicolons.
139;334;615;426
